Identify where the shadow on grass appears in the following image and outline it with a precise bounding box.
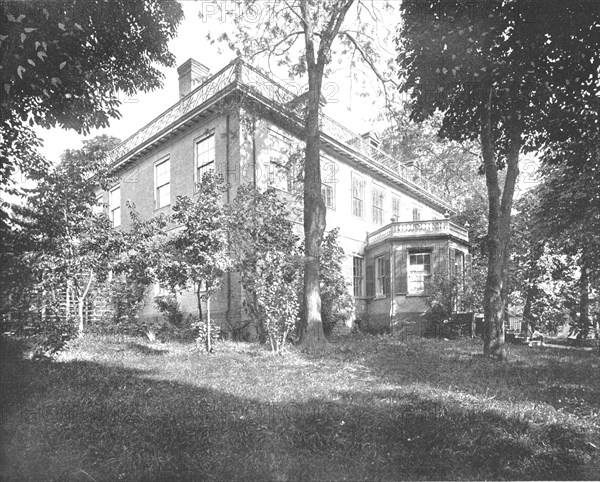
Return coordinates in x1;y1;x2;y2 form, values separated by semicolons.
336;337;600;417
1;338;598;481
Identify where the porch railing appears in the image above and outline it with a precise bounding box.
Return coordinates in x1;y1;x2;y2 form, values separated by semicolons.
109;58;451;204
367;220;469;245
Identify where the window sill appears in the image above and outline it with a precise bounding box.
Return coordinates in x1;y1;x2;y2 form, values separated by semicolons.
406;293;426;297
154;204;171;212
373;295;389;300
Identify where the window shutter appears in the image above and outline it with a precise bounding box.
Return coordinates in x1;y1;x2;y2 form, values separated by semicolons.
366;262;375;298
396;247;407;294
384;257;391;295
449;247;456;278
465;252;472;281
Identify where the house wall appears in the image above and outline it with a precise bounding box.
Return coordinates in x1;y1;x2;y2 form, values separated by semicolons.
249;119;450;328
101;106;463;336
106;111;248;331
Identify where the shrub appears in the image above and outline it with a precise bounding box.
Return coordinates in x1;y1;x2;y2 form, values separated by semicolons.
320;229;355;336
154;295;184;327
425;274;475;338
190;314;221;351
92;278;150;336
23;308;78;358
153;295;197;341
254;251;300;354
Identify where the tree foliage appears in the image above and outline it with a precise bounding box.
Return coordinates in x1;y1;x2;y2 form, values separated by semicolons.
396;0;600;358
0;0;183;192
318;228;354;336
217;0;394;351
228;185;301;347
156;173;230;352
2;135;121;350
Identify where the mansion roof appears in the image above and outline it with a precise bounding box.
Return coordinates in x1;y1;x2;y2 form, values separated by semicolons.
109;58;453;212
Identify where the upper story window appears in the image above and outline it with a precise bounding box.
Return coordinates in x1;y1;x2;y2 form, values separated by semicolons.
155;158;170;209
408;251;431;294
392;195;401;221
321;158;336;209
109;185;121;227
322;183;335;209
412;206;421;221
266;128;293;192
376;255;390;297
351;173;366;219
196;133;215;186
372;185;385;225
92;193;104;215
353;256;364;297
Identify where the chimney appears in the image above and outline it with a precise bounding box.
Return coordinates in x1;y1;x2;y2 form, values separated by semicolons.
177;59;210;98
361;131;380;149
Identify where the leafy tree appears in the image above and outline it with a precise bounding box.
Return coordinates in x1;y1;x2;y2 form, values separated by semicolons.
94;202;169;337
156;173;231;353
397;0;600;358
380;107;485;210
317;228;354;337
254;250;301;355
0;0;183;195
534;156;600;339
508;190;545;333
425;273;476;338
228;185;301;344
219;0;393;351
9;135;121;337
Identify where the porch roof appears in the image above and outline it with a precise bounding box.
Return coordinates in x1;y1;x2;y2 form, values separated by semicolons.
367;220;469;246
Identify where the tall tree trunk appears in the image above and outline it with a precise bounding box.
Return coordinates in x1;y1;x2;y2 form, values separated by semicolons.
206;295;212;353
521;242;542;335
77;270;94;337
78;298;85;335
521;289;533;336
481;85;502;356
579;262;589;339
481;86;521;360
299;72;328;351
196;284;210;352
296;0;354;352
65;282;71;323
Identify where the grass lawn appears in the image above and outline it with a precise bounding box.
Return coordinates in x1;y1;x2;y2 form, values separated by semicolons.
1;334;599;481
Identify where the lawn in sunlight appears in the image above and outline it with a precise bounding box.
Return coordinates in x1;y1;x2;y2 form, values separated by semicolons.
1;334;599;481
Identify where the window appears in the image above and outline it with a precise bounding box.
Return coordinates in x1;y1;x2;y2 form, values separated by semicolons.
109;186;121;227
155;158;170;209
92;193;103;214
266;128;293;192
372;185;384;225
376;255;390;296
351;173;366;218
408;252;431;294
322;183;335;209
321;159;336;209
269;160;291;191
196;133;215;185
392;195;401;221
412;206;421;221
454;250;465;283
353;257;364;297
